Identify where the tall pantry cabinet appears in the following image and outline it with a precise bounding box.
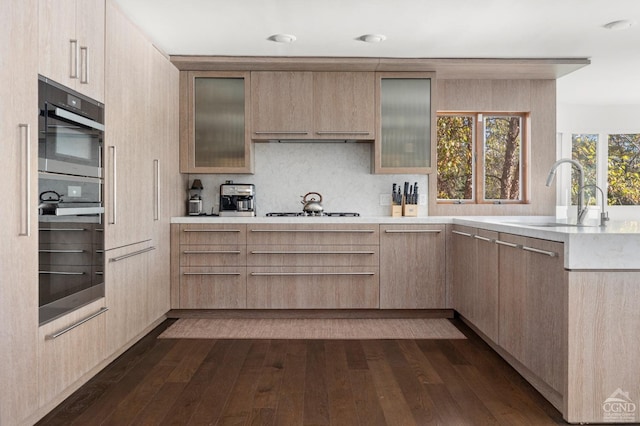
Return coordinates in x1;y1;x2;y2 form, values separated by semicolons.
0;1;39;425
104;1;180;355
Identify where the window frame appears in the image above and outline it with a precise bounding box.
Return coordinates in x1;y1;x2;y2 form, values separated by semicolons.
436;111;530;205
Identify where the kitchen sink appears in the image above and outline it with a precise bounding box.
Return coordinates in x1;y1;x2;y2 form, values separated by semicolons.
505;221;595;228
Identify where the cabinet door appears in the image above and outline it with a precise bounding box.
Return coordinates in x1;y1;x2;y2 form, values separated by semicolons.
38;0;77;90
181;71;253;173
251;71;313;139
451;226;477;318
104;1;153;249
374;72;435;174
76;0;105;102
313;72;375;139
380;224;446;308
105;242;153;353
39;0;104;101
498;234;565;393
473;229;499;341
0;0;39;423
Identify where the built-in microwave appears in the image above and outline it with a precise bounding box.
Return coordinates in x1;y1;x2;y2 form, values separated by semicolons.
38;76;104;178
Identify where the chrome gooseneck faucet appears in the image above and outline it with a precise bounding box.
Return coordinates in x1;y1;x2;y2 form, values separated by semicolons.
579;184;610;226
545;158;588;224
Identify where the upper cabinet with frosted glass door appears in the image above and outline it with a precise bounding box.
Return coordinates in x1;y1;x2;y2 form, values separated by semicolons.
180;71;253;173
38;0;105;102
374;72;436;174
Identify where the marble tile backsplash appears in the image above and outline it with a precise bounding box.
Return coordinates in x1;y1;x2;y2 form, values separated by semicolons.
185;142;429;217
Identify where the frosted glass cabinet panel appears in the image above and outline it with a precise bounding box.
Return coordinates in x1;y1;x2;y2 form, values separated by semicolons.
180;71;253;173
374;72;435;174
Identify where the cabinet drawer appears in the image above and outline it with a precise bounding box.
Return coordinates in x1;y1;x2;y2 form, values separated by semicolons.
179;224;247;245
39;243;95;266
180;245;246;266
180;267;246;309
39;223;96;244
247;224;379;245
247;266;379;309
248;245;378;266
38;299;106;406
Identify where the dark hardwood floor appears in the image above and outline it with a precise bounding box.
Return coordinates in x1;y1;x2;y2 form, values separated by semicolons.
37;318;569;425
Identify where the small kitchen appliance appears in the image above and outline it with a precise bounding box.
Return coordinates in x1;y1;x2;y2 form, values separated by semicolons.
188;179;204;215
219;182;255;216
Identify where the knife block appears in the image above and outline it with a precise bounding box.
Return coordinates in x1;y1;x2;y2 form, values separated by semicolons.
391;204;402;217
403;203;418;217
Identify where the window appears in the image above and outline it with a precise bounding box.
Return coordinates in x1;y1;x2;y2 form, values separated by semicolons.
571;134;597;203
437;112;528;204
608;133;640;205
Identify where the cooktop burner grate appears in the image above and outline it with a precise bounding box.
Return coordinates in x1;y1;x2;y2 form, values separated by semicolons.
266;212;360;217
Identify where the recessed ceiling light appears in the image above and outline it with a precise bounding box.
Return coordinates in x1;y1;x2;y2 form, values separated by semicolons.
268;34;296;43
603;19;636;30
359;34;387;43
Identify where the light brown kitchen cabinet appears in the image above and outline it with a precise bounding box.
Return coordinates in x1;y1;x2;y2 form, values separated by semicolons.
251;71;375;140
251;71;313;139
38;0;105;102
374;72;435;174
498;233;566;395
379;224;446;309
104;0;178;354
0;0;39;424
175;224;247;309
451;226;499;341
38;299;106;408
246;224;380;308
180;71;253;173
105;241;155;354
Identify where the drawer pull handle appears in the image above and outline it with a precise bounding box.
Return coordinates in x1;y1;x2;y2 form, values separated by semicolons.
473;235;493;242
451;230;473;237
109;246;155;262
40;228;87;232
250;272;376;277
254;131;309;135
45;307;108;340
183;272;242;276
39;249;85;254
315;131;371;135
183;250;241;254
522;246;557;257
250;229;375;233
250;250;375;255
183;229;242;233
385;230;441;234
495;239;519;248
39;271;85;275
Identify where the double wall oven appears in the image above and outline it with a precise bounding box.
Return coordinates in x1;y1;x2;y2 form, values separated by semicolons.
38;76;105;325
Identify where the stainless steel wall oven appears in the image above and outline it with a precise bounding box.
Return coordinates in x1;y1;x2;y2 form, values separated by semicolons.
38;76;105;325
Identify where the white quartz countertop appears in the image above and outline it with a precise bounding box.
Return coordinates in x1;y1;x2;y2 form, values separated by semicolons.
171;215;640;270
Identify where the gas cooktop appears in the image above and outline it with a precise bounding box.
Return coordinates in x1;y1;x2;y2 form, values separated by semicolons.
266;212;360;217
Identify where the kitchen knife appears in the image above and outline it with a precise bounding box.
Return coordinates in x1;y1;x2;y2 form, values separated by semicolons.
413;182;419;204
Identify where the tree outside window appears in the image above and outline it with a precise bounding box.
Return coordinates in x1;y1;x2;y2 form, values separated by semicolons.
608;133;640;205
571;134;597;204
437;113;526;204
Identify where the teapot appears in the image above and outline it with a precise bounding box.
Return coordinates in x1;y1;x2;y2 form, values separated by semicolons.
301;192;324;214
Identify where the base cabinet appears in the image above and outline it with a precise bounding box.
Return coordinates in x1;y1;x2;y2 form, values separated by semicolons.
380;224;446;309
38;299;106;407
498;233;565;395
451;226;499;341
175;224;247;308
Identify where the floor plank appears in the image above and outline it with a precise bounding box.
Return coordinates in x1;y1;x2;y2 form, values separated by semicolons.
37;317;572;426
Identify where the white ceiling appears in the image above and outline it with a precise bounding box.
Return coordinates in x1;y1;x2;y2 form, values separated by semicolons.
114;0;640;106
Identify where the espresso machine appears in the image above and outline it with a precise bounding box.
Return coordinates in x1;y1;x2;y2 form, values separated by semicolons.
219;182;255;216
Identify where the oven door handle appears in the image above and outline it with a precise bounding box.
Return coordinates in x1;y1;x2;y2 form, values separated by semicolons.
52;107;105;132
52;206;105;216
